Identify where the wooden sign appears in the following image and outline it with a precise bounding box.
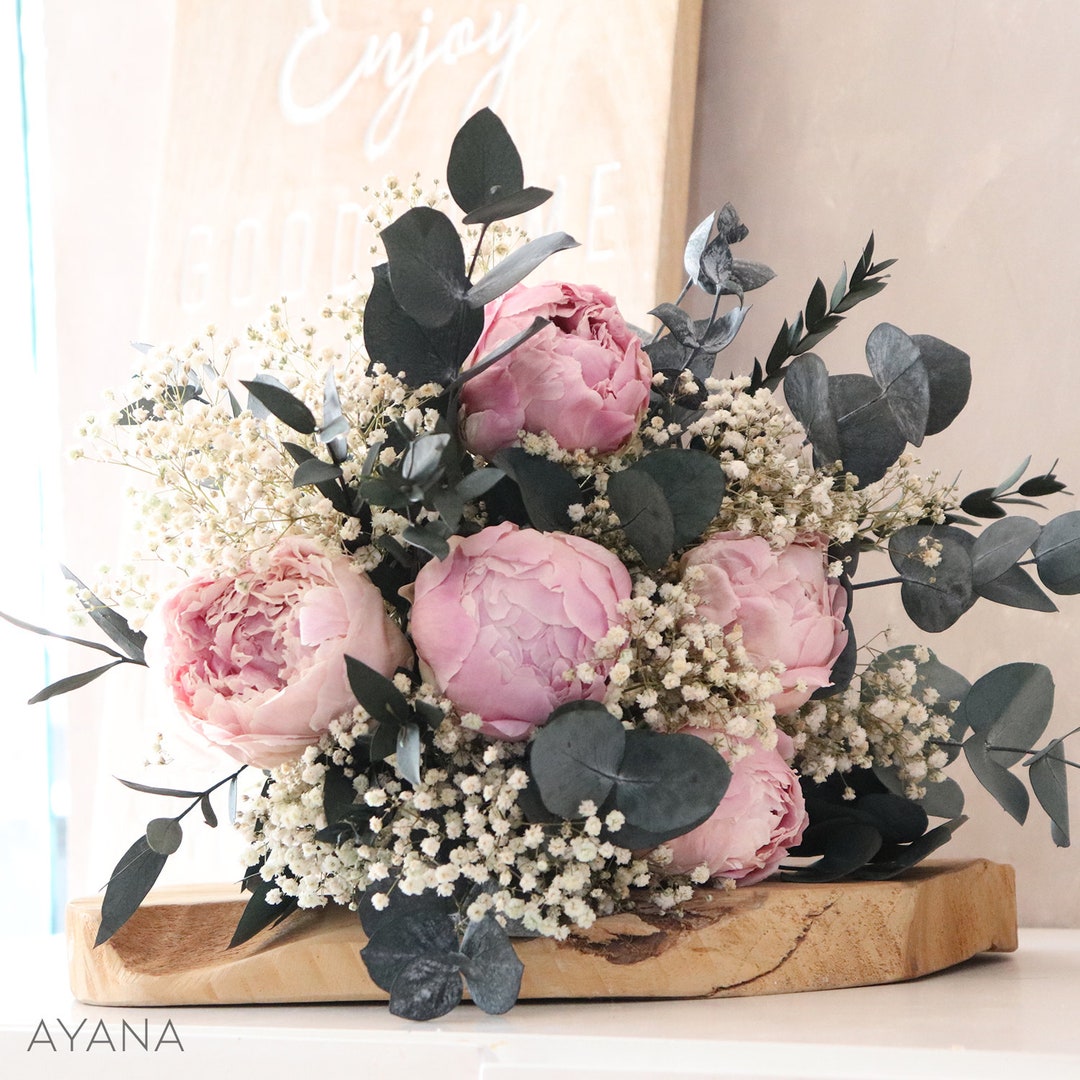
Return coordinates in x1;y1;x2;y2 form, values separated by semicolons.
142;0;702;339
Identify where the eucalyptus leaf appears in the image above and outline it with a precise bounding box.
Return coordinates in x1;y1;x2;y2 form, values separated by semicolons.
345;654;411;727
915;336;976;438
963;732;1030;824
970;516;1041;588
1033;510;1080;594
0;609;126;659
888;525;976;632
62;567;147;662
382;206;469;328
401;433;451;486
959;663;1054;767
976;563;1057;611
864;323;929;445
606;465;675;569
460;914;525;1014
829;374;907;487
401;524;451;560
528;703;626;819
453;316;549;388
239;378;316;435
991;456;1033;498
782;820;883;883
228;876;299;949
145;817;183;855
611;730;730;843
389;957;463;1021
683;212;714;283
446;107;524;215
360;911;459;993
396;723;422;787
462;186;552;226
455;467;506;501
292;458;343;487
1028;743;1070;847
28;659;126;704
783;353;841;465
492;448;580;532
467;232;579;308
95;835;169;946
115;777;203;799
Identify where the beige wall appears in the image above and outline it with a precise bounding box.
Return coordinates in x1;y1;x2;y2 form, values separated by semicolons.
691;0;1080;926
25;0;1080;924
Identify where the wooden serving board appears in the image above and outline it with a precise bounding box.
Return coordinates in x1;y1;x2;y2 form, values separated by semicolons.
67;859;1016;1007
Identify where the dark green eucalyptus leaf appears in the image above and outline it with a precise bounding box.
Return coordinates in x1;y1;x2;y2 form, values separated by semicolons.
446;107;524;215
783;353;841;466
638;449;727;551
960;663;1054;767
888;525;976;632
363;264;480;386
145;817;183;855
832;278;888;312
963;732;1029;824
467;232;580;308
829;374;907;487
528;703;626;819
430;486;466;532
912;334;971;436
971;516;1041;588
228;876;299;948
492;448;580;532
62;567;147;662
649;303;698;346
960;487;1007;519
873;766;966;819
805;278;828;329
401;524;451;560
453;316;549;388
371;718;400;764
697;232;734;295
781;820;883;883
697;305;749;352
846;792;928;844
606;465;675;569
200;793;218;829
1033;510;1080;594
345;654;411;727
239;378;316;435
28;659;126;704
0;609;125;658
322;761;360;823
612;730;730;843
976;563;1057;611
460;915;524;1015
830;264;848;312
726;259;775;294
855;817;966;879
360;911;460;992
401;433;451;487
95;836;169;946
396;723;422;787
864;323;929;446
456;467;506;501
357;881;457;937
292;458;343;487
1018;473;1067;497
1028;743;1070;847
116;777;203;799
462;186;552;226
389;957;463;1021
382;206;469;328
810;615;856;700
321;366;348;462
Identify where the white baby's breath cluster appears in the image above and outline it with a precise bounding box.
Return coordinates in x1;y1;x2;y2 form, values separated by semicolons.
236;701;654;938
591;569;781;753
783;648;956;797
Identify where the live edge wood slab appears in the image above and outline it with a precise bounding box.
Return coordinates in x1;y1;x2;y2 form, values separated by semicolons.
67;858;1016;1007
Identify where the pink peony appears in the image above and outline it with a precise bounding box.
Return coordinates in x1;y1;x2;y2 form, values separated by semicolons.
409;522;632;739
664;732;808;885
155;538;413;768
458;281;652;458
683;533;848;714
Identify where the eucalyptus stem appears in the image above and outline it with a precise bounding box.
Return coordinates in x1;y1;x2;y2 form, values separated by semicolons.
176;765;248;823
466;222;490;280
851;575;903;591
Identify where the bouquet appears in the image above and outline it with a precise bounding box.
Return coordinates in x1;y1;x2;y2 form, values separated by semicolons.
8;109;1077;1021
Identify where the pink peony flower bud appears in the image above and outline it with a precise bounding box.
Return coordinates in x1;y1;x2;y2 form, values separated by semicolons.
459;281;652;457
409;522;632;739
153;537;412;768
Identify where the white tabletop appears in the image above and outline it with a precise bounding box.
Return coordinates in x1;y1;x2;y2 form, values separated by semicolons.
1;928;1078;1079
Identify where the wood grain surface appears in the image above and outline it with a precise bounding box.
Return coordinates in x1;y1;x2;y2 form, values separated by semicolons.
67;858;1017;1007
